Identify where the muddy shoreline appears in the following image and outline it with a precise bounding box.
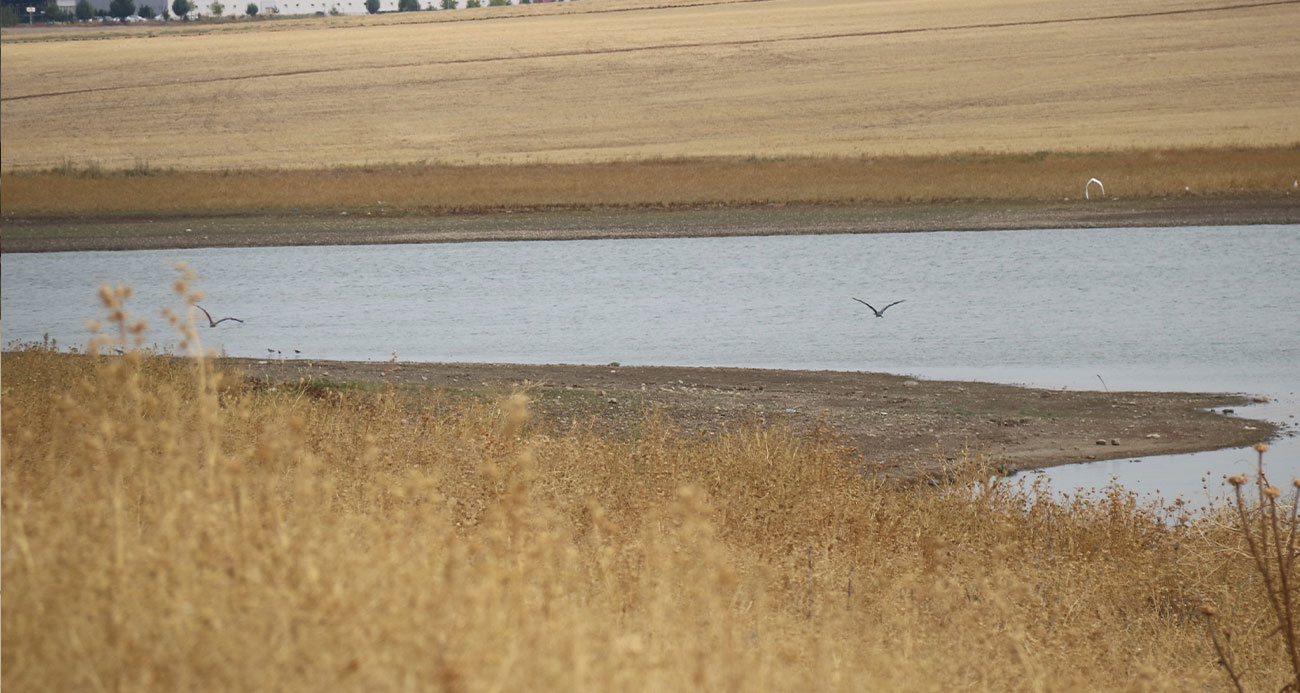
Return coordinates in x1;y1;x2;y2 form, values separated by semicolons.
232;358;1276;479
3;196;1296;253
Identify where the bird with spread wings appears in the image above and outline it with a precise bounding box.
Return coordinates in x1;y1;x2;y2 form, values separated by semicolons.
195;304;244;327
853;298;905;318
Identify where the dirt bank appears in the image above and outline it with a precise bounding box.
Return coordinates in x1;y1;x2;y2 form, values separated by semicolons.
4;197;1297;253
232;358;1276;481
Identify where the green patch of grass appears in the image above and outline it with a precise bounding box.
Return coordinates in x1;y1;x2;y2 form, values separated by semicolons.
302;378;379;392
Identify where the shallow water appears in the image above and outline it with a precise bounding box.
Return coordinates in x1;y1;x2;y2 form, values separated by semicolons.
4;225;1298;502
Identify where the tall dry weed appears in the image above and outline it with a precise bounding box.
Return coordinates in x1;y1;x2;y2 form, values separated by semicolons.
2;285;1295;690
1199;445;1300;692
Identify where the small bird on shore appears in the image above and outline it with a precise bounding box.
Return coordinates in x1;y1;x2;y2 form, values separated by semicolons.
853;298;905;317
195;304;243;327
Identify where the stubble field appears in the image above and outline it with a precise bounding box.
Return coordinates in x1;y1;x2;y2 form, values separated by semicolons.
2;0;1298;172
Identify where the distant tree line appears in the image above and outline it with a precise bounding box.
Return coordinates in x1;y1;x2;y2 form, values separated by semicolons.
0;0;572;23
0;0;267;23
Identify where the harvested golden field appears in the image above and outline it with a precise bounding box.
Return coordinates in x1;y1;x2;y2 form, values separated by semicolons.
3;291;1298;691
2;0;1298;172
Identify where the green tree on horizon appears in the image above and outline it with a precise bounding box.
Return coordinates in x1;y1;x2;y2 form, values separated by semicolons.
43;3;71;21
108;0;135;20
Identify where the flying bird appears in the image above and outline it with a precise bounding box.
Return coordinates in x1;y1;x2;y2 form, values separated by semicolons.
195;304;244;327
1085;177;1105;200
853;298;905;317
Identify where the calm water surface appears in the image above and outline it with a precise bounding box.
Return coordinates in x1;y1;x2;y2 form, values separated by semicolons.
4;225;1298;503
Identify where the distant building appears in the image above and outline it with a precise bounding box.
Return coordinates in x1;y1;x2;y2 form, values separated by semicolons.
276;0;399;14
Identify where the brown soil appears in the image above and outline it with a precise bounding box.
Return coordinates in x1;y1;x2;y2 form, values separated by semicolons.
3;197;1297;253
232;358;1275;482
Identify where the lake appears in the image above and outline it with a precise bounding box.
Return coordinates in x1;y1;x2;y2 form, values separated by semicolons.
4;225;1298;503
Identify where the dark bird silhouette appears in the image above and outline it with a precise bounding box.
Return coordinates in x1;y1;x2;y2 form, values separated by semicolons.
853;297;905;317
195;304;244;327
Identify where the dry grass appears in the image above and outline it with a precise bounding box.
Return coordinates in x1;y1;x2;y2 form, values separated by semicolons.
3;147;1297;217
3;0;1297;173
3;284;1297;691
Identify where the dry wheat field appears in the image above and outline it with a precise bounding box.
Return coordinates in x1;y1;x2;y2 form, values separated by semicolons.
2;287;1298;690
2;0;1298;172
3;0;1300;218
